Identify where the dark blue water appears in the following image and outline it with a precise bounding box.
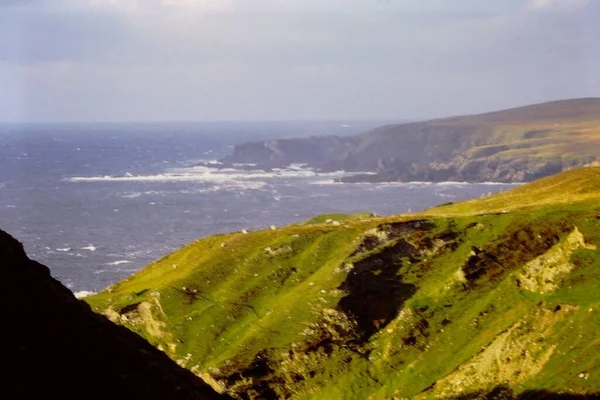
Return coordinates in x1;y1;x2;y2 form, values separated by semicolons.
0;122;519;293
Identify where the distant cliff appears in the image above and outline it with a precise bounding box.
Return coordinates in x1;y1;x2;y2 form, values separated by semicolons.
223;98;600;182
1;229;229;399
221;135;359;168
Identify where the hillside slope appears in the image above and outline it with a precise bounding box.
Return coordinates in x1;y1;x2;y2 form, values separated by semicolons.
87;168;600;399
223;98;600;183
1;230;229;399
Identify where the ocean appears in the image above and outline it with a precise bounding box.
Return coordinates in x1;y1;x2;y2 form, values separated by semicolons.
0;121;519;294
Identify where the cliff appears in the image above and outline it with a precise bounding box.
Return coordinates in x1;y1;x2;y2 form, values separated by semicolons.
223;98;600;183
220;135;359;168
1;229;229;399
87;168;600;399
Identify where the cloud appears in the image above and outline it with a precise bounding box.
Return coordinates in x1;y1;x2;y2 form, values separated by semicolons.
0;0;598;122
89;0;233;12
529;0;589;9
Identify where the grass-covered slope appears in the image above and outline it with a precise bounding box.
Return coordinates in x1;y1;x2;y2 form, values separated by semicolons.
86;168;600;399
425;167;600;216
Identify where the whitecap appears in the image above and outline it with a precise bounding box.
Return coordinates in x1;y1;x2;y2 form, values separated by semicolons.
56;248;72;252
232;163;257;167
121;192;142;198
81;245;96;251
480;181;523;186
106;260;131;266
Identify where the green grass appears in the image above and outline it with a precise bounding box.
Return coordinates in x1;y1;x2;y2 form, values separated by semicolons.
86;167;600;399
297;212;375;226
424;167;600;216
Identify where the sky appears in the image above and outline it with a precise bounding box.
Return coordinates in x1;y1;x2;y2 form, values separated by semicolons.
0;0;598;123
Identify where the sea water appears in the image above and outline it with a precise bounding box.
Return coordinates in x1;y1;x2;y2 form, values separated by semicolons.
0;122;519;293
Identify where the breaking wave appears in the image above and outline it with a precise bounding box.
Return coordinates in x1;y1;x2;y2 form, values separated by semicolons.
106;260;131;266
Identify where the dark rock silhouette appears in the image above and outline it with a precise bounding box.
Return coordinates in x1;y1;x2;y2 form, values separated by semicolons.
1;229;230;400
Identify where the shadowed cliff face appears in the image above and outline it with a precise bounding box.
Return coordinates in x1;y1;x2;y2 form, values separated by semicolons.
0;229;229;400
222;98;600;183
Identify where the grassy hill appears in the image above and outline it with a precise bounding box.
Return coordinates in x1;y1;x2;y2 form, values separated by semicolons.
86;168;600;399
339;98;600;182
224;98;600;184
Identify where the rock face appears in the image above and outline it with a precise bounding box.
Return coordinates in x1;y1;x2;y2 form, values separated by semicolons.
1;229;229;400
222;98;600;183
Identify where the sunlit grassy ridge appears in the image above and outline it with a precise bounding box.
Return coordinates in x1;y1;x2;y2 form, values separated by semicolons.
86;168;600;399
424;167;600;216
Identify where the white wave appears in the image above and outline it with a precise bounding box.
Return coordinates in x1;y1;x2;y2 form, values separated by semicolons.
287;163;309;170
479;181;523;186
107;260;131;266
5;204;16;208
56;248;72;252
121;192;142;198
309;180;345;186
74;290;96;299
436;193;456;198
66;164;347;184
434;181;468;186
81;245;96;251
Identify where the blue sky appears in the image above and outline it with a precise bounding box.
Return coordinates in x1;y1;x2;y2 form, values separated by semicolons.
0;0;598;122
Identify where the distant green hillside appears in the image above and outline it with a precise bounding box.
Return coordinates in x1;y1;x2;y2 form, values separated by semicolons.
87;168;600;399
224;98;600;184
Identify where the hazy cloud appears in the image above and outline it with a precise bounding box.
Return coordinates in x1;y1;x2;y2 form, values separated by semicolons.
529;0;589;9
0;0;598;122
